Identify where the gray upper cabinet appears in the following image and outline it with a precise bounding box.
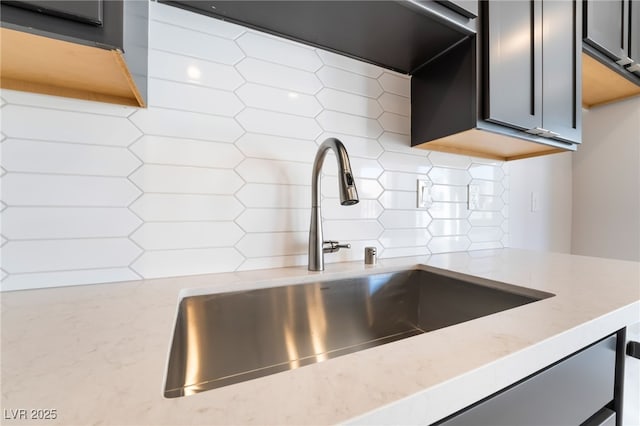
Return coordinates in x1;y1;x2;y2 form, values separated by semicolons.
485;1;542;132
0;0;122;49
3;1;104;26
584;0;625;61
584;0;640;77
485;0;581;144
411;0;582;160
161;1;475;75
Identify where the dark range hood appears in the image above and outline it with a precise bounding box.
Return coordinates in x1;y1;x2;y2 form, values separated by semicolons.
160;1;475;74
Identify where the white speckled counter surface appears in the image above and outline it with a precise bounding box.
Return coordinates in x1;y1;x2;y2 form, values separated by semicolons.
1;249;639;425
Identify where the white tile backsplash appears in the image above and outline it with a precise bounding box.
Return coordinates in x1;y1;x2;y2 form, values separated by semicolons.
236;58;322;94
2;174;141;206
2;139;141;176
0;2;508;290
130;194;243;221
236;32;322;72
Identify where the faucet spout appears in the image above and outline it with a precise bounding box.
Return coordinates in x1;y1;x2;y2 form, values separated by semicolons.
308;138;359;271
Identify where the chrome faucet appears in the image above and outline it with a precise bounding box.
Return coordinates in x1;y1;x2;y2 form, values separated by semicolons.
308;138;359;271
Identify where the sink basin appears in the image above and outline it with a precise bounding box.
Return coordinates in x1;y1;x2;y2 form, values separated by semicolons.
164;268;553;398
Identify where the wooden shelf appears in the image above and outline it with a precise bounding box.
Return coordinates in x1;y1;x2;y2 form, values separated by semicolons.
582;52;640;108
0;27;144;107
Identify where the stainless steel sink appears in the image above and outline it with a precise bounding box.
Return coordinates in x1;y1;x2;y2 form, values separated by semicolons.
164;268;553;398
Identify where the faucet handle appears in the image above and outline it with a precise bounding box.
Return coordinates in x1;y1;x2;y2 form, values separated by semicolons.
323;241;351;253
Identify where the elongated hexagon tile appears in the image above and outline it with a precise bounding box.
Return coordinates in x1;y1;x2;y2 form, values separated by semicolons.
131;194;243;221
236;84;322;117
378;191;416;210
428;236;471;254
148;50;244;91
2;207;142;239
316;110;382;139
428;167;472;186
132;248;244;279
316;132;383;159
470;179;505;196
316;88;382;119
378;171;428;191
379;152;431;173
476;195;505;212
428;202;470;219
2;139;141;176
2;239;142;274
236;58;322;94
236;109;322;140
378;72;410;97
152;2;246;39
324;220;383;241
378;210;431;229
322;199;383;220
237;208;309;233
379;229;429;248
317;66;383;98
151;21;244;64
236;254;308;272
237;32;322;71
236;184;311;208
129;165;243;194
468;226;503;243
316;50;383;78
377;92;410;116
2;105;141;146
381;246;430;259
236;133;317;162
377;131;415;154
236;158;311;185
236;232;307;257
428;219;471;236
1;174;141;206
429;151;472;169
469;211;505;227
130;135;243;168
378;112;410;134
148;78;243;117
129;108;244;143
469;164;505;181
131;222;244;250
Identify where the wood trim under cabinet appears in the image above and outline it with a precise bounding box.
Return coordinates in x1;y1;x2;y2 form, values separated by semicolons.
582;52;640;108
414;128;566;161
0;27;144;107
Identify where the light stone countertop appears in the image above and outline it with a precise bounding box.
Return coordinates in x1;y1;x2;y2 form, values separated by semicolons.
1;249;639;425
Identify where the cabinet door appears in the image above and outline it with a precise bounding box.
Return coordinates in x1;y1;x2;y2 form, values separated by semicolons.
541;0;581;143
3;1;103;25
584;0;625;61
484;0;542;131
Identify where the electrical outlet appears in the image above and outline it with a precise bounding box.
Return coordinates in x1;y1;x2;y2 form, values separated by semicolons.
468;184;480;210
531;191;539;212
417;179;432;208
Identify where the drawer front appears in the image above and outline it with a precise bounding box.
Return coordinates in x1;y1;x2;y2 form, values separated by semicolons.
438;335;617;426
